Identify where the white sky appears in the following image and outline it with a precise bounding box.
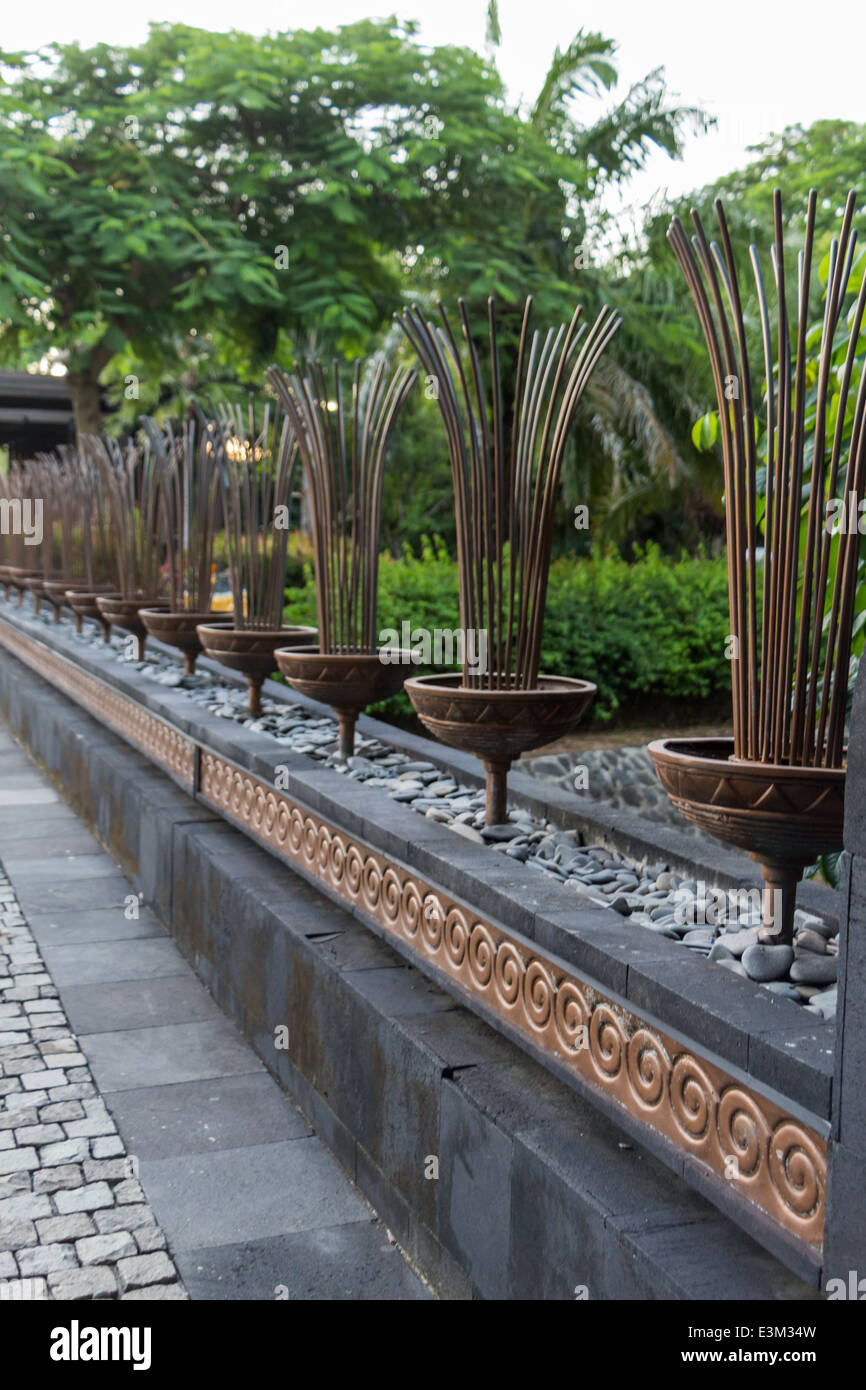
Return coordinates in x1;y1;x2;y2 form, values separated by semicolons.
4;0;863;236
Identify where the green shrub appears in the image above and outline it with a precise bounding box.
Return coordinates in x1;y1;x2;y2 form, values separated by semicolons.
284;539;732;725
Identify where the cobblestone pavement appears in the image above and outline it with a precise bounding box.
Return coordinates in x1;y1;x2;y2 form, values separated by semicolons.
0;724;429;1301
0;861;187;1301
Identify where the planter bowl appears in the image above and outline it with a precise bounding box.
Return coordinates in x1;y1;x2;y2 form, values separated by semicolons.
196;624;318;714
141;609;233;677
648;736;845;942
96;596;169;660
274;646;414;758
66;589;121;638
43;579;89;622
405;672;596;824
4;567;42;604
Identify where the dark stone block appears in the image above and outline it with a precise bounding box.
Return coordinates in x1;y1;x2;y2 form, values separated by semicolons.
532;904;675;996
135;773;218;923
277;1055;357;1183
355;1144;411;1243
438;1074;513;1300
175;1223;431;1301
747;1023;834;1120
823;1139;866;1285
625;950;810;1074
834;855;866;1147
844;659;866;855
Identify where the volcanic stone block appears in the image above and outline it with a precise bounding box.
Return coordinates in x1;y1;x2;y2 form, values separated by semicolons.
438;1073;513;1300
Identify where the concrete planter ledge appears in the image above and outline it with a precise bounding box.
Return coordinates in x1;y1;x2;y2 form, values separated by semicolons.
0;602;834;1285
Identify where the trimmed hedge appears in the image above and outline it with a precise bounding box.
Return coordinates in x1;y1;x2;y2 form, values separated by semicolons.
284;539;732;724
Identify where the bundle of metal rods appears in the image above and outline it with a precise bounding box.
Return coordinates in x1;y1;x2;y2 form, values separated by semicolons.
78;445;116;589
213;398;297;630
31;447;90;581
669;189;863;768
267;357;416;653
398;296;620;689
0;460;36;569
28;453;65;578
87;434;165;599
144;415;221;613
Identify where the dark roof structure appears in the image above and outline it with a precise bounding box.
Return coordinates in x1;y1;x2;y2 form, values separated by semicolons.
0;370;75;456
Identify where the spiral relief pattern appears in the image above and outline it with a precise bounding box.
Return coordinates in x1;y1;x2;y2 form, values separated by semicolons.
444;908;469;968
494;942;525;1010
553;980;589;1055
717;1089;770;1180
2;615;824;1261
670;1055;716;1141
627;1030;669;1110
589;1004;626;1080
769;1122;826;1218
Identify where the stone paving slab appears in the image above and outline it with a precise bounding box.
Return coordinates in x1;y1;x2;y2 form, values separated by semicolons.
10;873;137;915
61;976;223;1036
0;721;430;1300
175;1221;431;1301
83;1020;265;1093
38;938;196;988
108;1075;313;1159
3;855;124;885
28;906;166;948
0;831;106;862
140;1140;372;1251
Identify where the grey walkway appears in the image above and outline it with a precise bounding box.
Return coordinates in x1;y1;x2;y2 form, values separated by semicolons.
0;721;430;1300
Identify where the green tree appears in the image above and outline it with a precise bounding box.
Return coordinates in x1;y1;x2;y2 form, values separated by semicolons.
0;19;574;437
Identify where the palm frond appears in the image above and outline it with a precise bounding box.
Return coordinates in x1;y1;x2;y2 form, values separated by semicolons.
531;29;618;135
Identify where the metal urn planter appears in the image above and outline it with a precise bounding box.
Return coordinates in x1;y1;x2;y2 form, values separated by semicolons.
274;647;412;760
140;416;226;676
7;569;43;606
91;433;168;658
398;296;618;823
202;399;317;714
66;588;121;639
649;738;845;943
43;578;87;622
196;624;318;714
652;190;862;940
267;356;416;759
141;609;232;677
96;595;170;660
21;573;49;615
406;672;596;824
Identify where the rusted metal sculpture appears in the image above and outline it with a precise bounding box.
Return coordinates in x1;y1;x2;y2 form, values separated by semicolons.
93;434;169;658
0;461;42;601
650;190;858;942
140;415;231;674
27;447;107;621
65;447;120;636
197;400;315;713
16;453;63;616
266;356;416;758
398;296;616;823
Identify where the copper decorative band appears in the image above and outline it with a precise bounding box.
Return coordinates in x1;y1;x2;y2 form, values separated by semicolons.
0;617;195;791
198;749;826;1250
0;612;827;1251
